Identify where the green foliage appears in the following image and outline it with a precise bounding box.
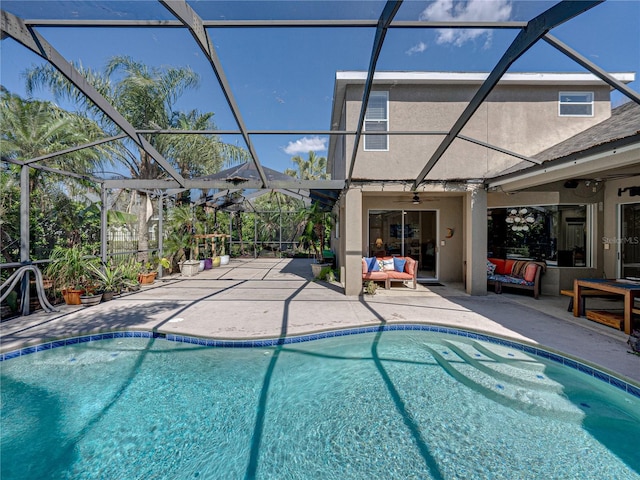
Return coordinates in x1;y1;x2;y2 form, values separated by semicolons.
45;245;99;291
299;202;333;262
87;262;123;293
284;151;328;180
364;280;378;295
316;266;334;281
0;92;104;262
116;256;142;289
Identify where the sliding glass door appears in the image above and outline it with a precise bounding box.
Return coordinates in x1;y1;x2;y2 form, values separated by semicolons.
619;203;640;278
368;209;438;280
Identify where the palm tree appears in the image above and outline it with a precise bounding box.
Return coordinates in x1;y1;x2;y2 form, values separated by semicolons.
298;202;332;262
284;151;328;180
25;56;249;261
0;90;115;260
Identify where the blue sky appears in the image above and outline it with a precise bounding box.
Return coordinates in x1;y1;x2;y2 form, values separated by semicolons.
1;0;639;175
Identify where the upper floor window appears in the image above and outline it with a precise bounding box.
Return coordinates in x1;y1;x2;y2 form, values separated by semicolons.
364;91;388;151
559;92;594;117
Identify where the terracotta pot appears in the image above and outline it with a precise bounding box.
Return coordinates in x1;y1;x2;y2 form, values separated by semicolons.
62;288;84;305
138;272;157;285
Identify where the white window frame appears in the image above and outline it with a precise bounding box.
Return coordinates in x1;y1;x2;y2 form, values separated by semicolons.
558;91;594;117
364;91;389;151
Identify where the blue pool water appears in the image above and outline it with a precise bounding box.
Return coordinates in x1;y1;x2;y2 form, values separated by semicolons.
1;330;639;479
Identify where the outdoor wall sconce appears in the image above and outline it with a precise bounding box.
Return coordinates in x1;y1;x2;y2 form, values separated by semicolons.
618;186;640;197
446;228;454;238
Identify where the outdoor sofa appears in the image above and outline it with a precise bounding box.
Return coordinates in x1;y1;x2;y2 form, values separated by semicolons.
362;256;418;290
487;258;546;299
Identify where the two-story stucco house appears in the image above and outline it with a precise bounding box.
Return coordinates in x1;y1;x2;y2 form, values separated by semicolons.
327;71;639;296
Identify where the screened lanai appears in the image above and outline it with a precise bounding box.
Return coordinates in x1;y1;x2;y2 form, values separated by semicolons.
1;1;639;314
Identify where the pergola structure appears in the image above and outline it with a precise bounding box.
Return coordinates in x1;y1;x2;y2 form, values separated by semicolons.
1;1;639;297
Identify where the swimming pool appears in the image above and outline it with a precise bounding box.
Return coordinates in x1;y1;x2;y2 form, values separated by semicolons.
2;327;639;479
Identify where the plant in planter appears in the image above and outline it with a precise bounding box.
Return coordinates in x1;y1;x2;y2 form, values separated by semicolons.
45;244;97;305
138;256;168;285
119;257;142;291
299;202;333;276
364;280;378;295
88;262;123;301
218;236;230;266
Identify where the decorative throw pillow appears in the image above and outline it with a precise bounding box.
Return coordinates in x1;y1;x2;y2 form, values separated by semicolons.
393;257;407;272
382;258;395;271
487;260;497;275
364;257;379;272
523;263;538;282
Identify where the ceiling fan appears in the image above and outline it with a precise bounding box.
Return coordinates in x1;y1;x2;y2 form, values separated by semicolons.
393;193;440;205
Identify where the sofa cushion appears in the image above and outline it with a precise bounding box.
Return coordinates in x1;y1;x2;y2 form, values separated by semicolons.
393;257;407;272
363;271;388;281
381;258;395;271
386;271;411;279
364;257;379;272
488;274;533;286
523;263;538;283
404;257;416;275
488;258;517;275
489;258;505;274
487;260;497;275
504;259;516;275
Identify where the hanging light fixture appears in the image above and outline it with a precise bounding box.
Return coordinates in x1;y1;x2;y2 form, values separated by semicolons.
506;207;538;231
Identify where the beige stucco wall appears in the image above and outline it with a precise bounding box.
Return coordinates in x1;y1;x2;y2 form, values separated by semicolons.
603;169;640;278
360;192;465;283
341;83;612;181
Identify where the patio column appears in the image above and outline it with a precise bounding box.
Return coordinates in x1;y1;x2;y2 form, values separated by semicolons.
100;184;108;264
344;187;363;296
20;164;31;315
465;184;488;295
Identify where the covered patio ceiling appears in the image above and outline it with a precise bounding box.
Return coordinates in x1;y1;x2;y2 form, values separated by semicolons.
1;0;639;205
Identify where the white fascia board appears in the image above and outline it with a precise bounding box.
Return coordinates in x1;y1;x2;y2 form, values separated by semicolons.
335;71;635;86
487;142;640;191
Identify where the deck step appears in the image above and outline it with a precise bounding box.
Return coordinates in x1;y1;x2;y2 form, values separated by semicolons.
585;309;624;330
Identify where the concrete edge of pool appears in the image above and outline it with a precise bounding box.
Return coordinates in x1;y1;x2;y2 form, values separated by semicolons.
2;323;639;399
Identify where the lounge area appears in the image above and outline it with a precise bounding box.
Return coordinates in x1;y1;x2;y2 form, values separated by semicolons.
362;256;418;290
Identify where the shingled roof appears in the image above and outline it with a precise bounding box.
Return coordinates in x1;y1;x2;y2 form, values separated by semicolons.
534;101;640;163
494;101;640;179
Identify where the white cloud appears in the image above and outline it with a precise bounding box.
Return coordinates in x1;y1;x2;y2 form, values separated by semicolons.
406;41;428;56
283;136;327;155
420;0;512;48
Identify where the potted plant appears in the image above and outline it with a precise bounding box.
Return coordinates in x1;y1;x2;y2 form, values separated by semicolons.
79;286;103;307
138;263;158;285
219;236;230;266
45;244;96;305
299;203;332;277
180;235;201;276
120;257;142;291
88;262;123;301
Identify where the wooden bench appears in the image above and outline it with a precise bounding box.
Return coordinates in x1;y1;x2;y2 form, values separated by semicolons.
560;289;619;312
585;310;624;330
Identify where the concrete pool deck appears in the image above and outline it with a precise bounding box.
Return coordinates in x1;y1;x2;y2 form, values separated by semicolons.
1;258;638;384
